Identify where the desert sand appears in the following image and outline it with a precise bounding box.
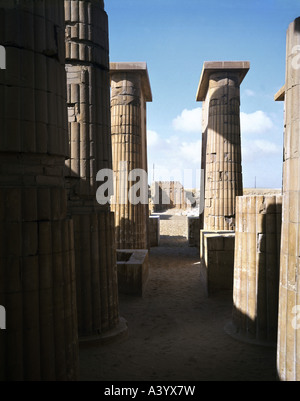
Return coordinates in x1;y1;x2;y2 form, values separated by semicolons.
79;210;277;382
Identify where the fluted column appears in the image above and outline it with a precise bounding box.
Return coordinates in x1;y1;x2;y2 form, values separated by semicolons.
197;62;249;231
110;63;152;250
231;195;282;345
277;17;300;381
65;0;124;341
0;1;79;380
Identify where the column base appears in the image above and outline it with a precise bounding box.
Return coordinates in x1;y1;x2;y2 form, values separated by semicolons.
224;321;277;349
79;317;128;348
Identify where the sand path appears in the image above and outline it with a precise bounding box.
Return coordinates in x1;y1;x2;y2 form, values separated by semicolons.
79;211;277;381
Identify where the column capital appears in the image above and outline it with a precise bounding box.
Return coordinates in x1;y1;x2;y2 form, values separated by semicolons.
274;85;285;101
110;62;152;102
196;61;250;101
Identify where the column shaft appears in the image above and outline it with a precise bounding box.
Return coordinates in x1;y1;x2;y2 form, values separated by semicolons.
205;72;243;230
65;0;120;339
0;1;79;380
110;65;152;250
277;17;300;381
196;62;249;232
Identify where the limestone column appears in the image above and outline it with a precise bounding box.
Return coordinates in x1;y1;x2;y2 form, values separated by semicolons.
231;195;282;345
277;17;300;381
65;0;125;341
0;1;79;380
110;63;152;250
196;62;250;231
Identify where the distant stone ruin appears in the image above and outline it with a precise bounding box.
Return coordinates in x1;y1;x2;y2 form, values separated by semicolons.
151;181;188;212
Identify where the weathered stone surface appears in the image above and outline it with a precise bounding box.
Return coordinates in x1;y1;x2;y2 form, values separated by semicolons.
277;17;300;381
197;62;249;231
188;216;200;248
149;215;160;247
200;230;235;295
232;195;282;346
117;249;149;297
110;63;152;250
65;0;122;341
0;1;79;381
151;181;187;212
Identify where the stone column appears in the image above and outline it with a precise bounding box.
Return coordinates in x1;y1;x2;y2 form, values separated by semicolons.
65;0;126;342
110;63;152;250
230;195;282;346
196;62;249;231
0;1;79;380
277;17;300;381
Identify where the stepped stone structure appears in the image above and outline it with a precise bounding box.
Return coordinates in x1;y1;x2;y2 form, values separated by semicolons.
110;62;152;250
230;195;282;346
276;17;300;381
0;0;79;380
65;0;125;341
197;61;249;231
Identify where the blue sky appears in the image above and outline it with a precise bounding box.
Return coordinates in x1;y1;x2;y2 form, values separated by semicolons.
105;0;300;189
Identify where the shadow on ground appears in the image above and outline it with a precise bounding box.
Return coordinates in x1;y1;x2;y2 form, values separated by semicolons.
79;229;277;381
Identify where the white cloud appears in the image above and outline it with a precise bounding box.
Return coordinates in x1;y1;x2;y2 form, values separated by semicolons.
241;110;274;134
172;107;202;133
244;89;255;97
147;129;201;187
147;130;161;148
179;140;202;164
252;140;281;154
242;138;281;163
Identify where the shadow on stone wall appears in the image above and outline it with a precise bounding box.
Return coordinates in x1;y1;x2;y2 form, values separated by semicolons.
227;201;281;369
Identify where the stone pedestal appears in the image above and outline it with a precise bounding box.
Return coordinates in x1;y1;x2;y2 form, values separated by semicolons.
196;62;249;231
110;63;152;250
149;215;160;247
200;230;235;295
117;250;149;297
0;1;79;380
64;0;125;342
276;17;300;381
188;216;200;248
230;195;282;346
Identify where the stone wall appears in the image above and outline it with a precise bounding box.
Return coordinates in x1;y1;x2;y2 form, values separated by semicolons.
232;195;282;346
151;181;187;212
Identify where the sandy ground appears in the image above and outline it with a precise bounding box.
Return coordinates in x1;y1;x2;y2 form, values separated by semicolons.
79;210;277;382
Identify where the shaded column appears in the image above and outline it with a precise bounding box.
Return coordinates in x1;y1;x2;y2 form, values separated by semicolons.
0;0;79;380
277;17;300;381
110;63;152;250
65;0;125;341
230;195;282;346
196;62;249;231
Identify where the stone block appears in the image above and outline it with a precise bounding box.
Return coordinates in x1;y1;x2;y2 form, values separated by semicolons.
149;215;160;247
200;230;235;296
117;249;149;297
188;216;200;248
